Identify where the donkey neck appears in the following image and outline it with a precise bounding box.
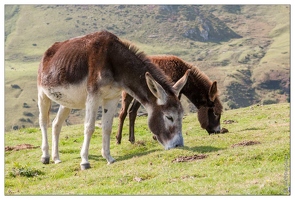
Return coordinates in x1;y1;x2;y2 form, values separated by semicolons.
150;56;212;108
181;77;213;108
182;69;212;108
109;42;175;109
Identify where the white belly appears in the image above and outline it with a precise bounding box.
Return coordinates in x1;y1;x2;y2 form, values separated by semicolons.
41;79;122;109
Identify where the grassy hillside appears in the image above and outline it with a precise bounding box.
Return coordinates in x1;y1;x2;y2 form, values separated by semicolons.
4;103;290;195
4;5;290;131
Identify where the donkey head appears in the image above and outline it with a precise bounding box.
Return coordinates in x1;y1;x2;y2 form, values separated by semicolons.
198;106;222;134
145;70;190;149
198;81;223;134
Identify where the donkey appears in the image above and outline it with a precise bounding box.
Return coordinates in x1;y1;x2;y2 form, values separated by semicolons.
116;55;223;144
37;31;190;170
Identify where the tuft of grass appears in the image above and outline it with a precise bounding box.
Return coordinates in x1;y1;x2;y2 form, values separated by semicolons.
9;162;44;178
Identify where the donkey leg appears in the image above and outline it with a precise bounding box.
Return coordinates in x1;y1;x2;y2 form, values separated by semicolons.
116;91;133;144
101;98;120;164
52;105;71;164
38;89;51;164
80;96;100;170
128;100;141;143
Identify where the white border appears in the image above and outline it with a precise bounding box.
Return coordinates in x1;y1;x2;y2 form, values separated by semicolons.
1;1;293;199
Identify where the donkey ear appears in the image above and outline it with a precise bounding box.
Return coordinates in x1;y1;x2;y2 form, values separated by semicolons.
173;69;190;96
209;81;218;102
145;72;167;105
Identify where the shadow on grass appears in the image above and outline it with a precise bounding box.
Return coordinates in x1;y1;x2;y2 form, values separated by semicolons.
182;145;225;153
115;149;159;162
240;127;265;131
86;149;159;163
79;145;224;163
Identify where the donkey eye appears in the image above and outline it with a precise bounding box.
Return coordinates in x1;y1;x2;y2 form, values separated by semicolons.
166;116;174;122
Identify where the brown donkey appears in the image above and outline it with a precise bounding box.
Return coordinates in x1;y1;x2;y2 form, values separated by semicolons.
116;55;223;144
37;31;189;170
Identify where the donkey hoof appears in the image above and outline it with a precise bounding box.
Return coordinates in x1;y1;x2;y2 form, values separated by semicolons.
129;139;135;144
80;163;91;170
54;160;62;164
107;158;116;165
41;156;50;164
107;160;115;165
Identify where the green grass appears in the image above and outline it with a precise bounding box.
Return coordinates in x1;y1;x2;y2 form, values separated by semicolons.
4;103;290;195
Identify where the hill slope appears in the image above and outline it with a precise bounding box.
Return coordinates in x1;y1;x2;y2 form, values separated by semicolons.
4;5;290;131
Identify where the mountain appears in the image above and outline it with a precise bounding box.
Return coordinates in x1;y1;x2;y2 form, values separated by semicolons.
4;5;290;131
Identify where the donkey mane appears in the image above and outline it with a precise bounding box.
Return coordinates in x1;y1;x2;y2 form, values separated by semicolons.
120;40;175;95
172;56;213;93
190;66;211;89
121;40;147;62
184;59;223;112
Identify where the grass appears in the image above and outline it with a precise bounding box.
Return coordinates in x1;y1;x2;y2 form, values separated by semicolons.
4;103;290;195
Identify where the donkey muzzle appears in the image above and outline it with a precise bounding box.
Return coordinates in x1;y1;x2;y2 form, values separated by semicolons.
165;133;184;150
